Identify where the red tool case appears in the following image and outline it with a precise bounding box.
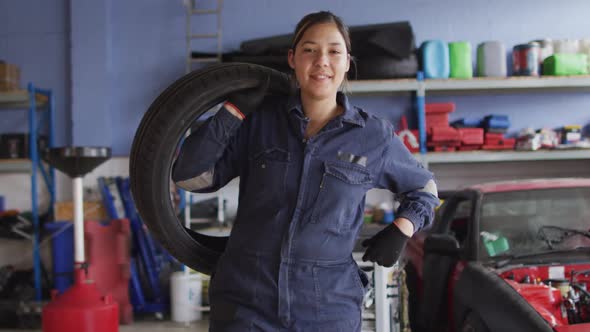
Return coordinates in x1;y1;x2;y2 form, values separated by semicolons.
426;103;455;128
458;128;484;146
427;126;461;151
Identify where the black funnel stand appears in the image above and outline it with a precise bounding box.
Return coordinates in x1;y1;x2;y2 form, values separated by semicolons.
42;146;118;331
44;147;111;178
44;147;111;268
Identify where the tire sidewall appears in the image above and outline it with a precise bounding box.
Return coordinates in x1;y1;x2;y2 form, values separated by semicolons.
461;312;489;332
130;64;291;274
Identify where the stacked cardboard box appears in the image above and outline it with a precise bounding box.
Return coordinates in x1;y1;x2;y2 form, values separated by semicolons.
0;62;20;91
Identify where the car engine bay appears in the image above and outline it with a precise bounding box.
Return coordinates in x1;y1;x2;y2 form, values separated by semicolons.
499;264;590;326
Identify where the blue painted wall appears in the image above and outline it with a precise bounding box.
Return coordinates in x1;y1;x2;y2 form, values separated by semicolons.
1;0;589;155
0;0;70;146
69;0;113;148
109;1;185;153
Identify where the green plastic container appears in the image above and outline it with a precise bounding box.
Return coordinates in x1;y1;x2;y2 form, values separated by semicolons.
481;232;510;256
543;54;588;76
449;41;473;78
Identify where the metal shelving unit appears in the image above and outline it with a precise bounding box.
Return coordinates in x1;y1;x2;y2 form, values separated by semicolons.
349;75;590;94
417;149;590;168
0;89;49;110
349;74;590;163
0;84;55;301
0;158;36;173
353;251;399;332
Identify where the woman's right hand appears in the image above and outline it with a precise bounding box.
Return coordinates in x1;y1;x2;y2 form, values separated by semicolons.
224;77;270;119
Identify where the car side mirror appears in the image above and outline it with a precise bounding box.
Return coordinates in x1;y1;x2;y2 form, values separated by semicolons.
424;234;460;256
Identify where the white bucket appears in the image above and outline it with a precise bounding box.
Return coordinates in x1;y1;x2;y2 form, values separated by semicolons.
170;271;203;322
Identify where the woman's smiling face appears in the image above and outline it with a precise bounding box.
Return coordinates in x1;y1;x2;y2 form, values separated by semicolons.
288;22;350;101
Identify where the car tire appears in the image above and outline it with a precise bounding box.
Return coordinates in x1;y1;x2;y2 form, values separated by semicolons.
129;63;292;275
354;54;419;79
461;312;490;332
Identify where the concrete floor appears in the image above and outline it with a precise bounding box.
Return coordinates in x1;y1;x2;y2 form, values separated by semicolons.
0;319;210;332
122;320;210;332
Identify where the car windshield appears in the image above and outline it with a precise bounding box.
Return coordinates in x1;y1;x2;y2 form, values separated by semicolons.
478;187;590;259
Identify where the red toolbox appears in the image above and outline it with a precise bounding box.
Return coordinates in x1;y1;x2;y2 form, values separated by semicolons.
484;132;504;144
426;103;456;113
426;103;455;128
427;126;461;152
482;138;516;150
428;126;461;144
458;145;482;151
431;146;457;152
458;128;484;146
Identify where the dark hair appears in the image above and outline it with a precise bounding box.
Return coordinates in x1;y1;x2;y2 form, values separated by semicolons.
290;11;351;54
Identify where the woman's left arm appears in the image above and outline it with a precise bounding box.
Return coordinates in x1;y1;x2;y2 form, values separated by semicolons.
362;124;440;267
375;129;440;234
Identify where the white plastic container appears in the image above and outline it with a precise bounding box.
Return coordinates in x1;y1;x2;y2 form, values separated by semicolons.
170;271;203;323
531;39;554;62
477;41;507;77
580;39;590;53
553;39;580;54
580;39;590;72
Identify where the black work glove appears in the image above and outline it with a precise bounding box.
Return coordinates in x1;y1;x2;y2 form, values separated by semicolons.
224;77;270;118
362;223;410;267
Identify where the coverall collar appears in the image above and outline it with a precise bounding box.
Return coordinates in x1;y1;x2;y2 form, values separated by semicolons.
286;89;365;127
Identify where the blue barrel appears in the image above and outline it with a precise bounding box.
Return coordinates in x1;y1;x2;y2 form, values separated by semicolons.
45;221;74;294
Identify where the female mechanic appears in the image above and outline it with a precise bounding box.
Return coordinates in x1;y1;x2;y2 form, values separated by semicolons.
172;11;439;331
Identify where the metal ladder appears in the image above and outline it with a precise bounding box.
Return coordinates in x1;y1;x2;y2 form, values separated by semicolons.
182;0;228;232
184;0;224;73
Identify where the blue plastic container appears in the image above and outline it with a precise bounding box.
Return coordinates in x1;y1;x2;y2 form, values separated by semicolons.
382;210;395;224
452;118;482;128
45;221;74;294
483;115;510;130
420;40;450;79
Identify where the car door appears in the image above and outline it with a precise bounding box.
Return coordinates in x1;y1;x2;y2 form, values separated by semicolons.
419;190;477;332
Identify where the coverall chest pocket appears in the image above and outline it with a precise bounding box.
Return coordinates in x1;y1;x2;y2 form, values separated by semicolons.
310;161;372;234
245;147;290;211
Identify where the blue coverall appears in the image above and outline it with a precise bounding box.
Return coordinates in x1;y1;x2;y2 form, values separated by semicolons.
172;90;439;331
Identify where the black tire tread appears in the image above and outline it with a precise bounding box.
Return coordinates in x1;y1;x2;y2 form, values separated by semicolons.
130;63;291;274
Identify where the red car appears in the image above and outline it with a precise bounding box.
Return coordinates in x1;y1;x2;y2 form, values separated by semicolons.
404;178;590;332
